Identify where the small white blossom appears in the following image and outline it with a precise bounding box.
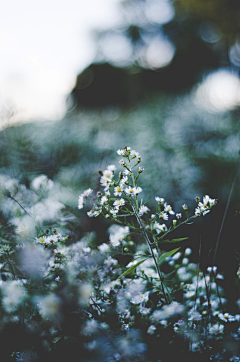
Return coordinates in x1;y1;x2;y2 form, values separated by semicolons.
125;186;142;196
139;205;149;216
113;198;125;208
131;291;149;304
154;222;167;233
32;175;54;191
100;176;112;189
218;313;236;322
109;226;129;247
103;169;113;180
100;196;108;205
130;150;141;159
104;256;118;268
184;248;192;256
120;176;128;187
159;212;168;220
155;197;164;203
208;323;224;335
117;149;126;156
107;165;116;172
164;202;175;215
114;185;123;196
147;325;156;335
98;243;110;253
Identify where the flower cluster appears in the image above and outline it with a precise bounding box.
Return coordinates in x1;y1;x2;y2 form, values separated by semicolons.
1;147;236;362
195;195;216;216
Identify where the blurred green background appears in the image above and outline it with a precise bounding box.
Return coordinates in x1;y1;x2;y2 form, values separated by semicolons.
1;0;240;286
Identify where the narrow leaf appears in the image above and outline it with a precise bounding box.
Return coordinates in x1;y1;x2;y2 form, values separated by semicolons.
159;237;189;244
158;247;181;264
117;258;148;279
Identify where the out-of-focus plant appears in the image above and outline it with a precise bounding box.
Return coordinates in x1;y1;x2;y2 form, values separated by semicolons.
1;147;240;361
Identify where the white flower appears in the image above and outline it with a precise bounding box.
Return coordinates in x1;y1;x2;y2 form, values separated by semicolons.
87;208;102;217
110;208;118;217
188;308;202;321
82;247;91;253
98;243;110;253
147;325;156;335
159;212;168;220
184;248;192;256
135;186;142;194
164;202;175;215
32;175;54;191
207;266;217;274
103;169;113;180
119;176;128;188
109;226;129;247
104;256;118;267
176;213;182;219
100;196;108;205
154;222;167;233
195;207;201;216
131;291;149;304
141;267;158;279
130;150;141;159
117;149;126;156
218;313;236;322
1;281;27;313
78;195;84;209
83;188;93;197
125;186;142;196
195;195;216;216
172;251;181;260
155;197;164;203
16;225;27;234
151;302;184;322
114;185;123;196
107;165;116;172
119;159;125;166
100;176;112;189
208;323;224;334
78;188;93;209
113;198;125;208
139;205;149;216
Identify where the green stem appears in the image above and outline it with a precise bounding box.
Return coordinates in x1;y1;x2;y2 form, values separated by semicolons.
158;215;197;242
132;203;169;304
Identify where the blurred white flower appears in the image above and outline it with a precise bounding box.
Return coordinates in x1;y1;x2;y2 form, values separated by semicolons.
32;175;53;191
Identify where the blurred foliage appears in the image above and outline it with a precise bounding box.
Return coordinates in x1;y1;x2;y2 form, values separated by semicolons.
174;0;240;42
1;94;240;274
1;0;240;287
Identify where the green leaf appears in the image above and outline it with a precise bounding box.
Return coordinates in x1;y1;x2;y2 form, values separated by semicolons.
162;280;173;303
158;247;181;265
159;237;189;244
163;270;176;279
117;258;149;279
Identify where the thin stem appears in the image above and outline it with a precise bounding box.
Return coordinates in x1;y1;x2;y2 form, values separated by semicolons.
158;215;197;242
212;151;240;267
132;203;169;304
8;194;45;235
193;237;201;311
